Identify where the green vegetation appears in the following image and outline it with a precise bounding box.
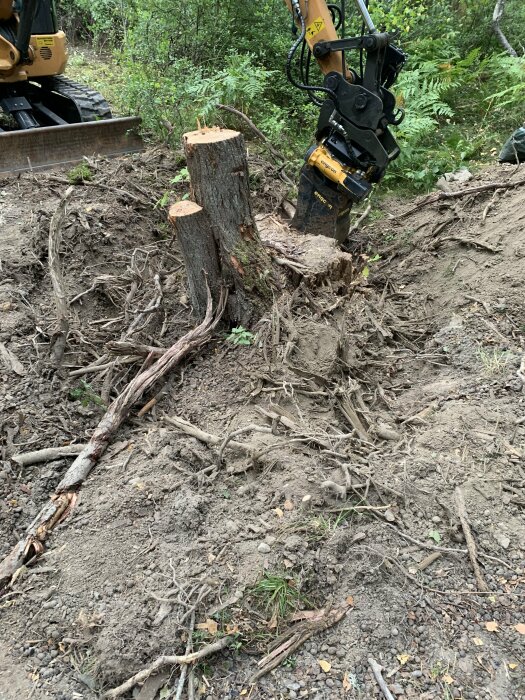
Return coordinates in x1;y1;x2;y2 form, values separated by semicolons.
226;327;255;347
477;346;511;375
67;161;93;184
57;0;525;192
251;573;308;620
69;380;106;409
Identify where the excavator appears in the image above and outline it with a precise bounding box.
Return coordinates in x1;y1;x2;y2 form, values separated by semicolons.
283;0;406;241
0;0;142;174
0;0;404;245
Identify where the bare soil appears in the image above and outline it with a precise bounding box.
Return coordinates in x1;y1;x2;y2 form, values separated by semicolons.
0;152;524;700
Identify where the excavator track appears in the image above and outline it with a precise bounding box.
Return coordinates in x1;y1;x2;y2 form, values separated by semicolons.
40;76;113;123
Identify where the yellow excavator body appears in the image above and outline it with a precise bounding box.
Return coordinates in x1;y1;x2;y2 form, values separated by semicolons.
0;0;142;173
0;30;67;81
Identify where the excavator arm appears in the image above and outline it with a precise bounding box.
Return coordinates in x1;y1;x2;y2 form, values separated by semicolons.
283;0;406;243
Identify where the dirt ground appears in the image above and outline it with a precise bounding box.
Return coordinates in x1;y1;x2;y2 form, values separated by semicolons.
0;150;524;700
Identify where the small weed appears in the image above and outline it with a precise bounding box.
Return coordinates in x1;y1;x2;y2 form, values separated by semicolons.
226;326;255;346
282;656;297;669
170;167;190;184
252;573;307;620
308;510;351;540
69;380;106;409
430;661;443;680
68;162;93;184
477;346;511;376
154;191;171;209
361;253;381;279
428;530;441;544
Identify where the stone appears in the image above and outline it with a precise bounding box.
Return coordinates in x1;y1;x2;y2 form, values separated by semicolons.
257;542;271;554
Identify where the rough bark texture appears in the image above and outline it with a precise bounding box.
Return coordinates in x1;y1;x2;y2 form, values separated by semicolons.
181;127;273;324
168;200;222;319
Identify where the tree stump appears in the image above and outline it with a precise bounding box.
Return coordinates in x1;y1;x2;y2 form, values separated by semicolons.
169;128;272;325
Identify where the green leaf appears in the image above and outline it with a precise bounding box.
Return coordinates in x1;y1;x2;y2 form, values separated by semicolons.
428;530;441;544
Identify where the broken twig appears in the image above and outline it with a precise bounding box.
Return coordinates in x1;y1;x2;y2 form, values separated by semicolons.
104;636;233;699
368;657;396;700
12;445;87;467
251;603;350;683
454;486;489;592
48;187;74;365
0;288;227;588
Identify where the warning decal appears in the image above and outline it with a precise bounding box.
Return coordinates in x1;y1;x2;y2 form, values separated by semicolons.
306;16;325;40
36;37;55;47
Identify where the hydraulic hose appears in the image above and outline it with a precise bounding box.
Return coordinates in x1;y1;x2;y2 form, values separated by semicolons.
286;0;338;103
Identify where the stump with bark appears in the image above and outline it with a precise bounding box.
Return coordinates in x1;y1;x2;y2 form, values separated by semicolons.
169;128;273;325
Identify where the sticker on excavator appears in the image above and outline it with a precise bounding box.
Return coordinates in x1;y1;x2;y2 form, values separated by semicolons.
36;37;55;47
306;17;325;40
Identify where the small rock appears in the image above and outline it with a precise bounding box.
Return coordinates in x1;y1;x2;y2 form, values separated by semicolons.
265;534;277;546
391;683;405;696
391;627;399;636
495;532;511;549
257;542;271;554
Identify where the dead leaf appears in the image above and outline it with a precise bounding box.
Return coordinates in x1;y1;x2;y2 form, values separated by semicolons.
226;623;239;635
472;637;484;646
515;623;525;635
319;660;331;673
397;654;410;666
268;612;278;630
290;609;324;622
284;499;294;511
274;508;284;518
196;618;218;635
442;674;454;685
346;596;354;606
342;672;351;692
240;689;248;696
485;621;499;632
508;662;519;670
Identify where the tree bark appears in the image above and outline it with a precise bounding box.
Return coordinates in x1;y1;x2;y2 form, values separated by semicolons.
176;127;273;325
492;0;518;57
168;200;222;319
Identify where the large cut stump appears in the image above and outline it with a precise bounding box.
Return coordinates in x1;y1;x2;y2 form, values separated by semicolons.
169;128;272;324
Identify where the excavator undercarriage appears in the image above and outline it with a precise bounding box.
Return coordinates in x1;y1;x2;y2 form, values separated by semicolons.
0;0;142;173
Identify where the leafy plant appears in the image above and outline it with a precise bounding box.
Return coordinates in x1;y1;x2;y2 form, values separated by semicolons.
428;530;442;544
171;167;190;184
69;380;106;409
226;326;255;346
67;162;93;184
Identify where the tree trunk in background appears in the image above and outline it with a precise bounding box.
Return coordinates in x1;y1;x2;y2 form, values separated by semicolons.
492;0;518;57
175;127;272;325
